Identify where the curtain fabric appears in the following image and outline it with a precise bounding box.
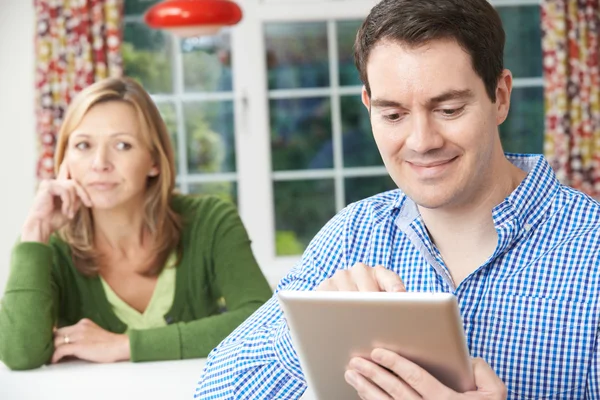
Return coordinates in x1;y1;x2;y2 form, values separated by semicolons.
35;0;123;179
542;0;600;197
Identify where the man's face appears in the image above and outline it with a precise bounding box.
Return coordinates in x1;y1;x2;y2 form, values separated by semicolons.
362;39;511;211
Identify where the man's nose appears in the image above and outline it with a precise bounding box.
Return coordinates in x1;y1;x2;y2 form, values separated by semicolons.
404;113;444;154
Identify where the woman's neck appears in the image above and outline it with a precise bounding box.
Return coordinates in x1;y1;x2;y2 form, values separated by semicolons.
92;205;148;260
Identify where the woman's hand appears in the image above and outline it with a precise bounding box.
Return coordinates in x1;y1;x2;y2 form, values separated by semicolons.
52;318;131;364
21;162;92;243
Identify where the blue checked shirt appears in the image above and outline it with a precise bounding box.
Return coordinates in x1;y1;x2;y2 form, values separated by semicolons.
196;154;600;399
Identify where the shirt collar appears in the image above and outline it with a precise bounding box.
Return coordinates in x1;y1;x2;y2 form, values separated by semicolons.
394;154;561;232
493;154;560;232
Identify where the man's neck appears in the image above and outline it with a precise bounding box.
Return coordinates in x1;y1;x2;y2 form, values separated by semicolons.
418;159;528;286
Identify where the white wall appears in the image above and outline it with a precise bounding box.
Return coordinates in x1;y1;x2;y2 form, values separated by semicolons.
0;0;37;296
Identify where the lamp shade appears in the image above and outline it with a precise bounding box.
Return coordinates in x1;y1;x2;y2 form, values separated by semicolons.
144;0;243;37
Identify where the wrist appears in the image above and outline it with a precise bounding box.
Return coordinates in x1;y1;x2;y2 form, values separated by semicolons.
21;219;52;243
119;334;131;361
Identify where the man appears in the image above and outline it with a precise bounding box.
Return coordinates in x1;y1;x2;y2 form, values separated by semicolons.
196;0;600;398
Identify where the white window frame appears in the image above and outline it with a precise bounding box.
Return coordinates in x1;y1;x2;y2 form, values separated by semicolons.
230;0;543;286
231;0;380;286
125;0;543;287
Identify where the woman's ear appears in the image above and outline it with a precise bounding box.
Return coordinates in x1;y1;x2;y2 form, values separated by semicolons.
148;166;159;177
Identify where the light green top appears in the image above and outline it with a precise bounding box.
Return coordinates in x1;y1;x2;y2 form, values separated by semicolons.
100;253;177;331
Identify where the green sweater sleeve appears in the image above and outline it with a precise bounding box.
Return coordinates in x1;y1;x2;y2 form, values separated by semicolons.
128;199;272;362
0;242;58;370
127;301;264;362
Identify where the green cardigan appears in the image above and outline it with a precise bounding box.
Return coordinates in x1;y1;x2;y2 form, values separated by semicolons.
0;194;272;370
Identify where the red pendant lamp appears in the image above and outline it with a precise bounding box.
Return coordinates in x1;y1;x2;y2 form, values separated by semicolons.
144;0;243;37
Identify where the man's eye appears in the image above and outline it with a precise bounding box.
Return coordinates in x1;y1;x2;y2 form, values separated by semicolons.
383;113;401;122
439;107;465;117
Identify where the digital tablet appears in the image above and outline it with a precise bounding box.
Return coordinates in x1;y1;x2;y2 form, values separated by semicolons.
278;290;475;400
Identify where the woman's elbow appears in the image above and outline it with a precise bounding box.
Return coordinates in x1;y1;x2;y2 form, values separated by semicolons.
0;343;51;370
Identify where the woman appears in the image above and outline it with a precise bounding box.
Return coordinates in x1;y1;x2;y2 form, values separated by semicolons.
0;77;272;370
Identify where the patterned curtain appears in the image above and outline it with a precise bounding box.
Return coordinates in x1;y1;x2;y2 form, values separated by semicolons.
35;0;124;179
542;0;600;197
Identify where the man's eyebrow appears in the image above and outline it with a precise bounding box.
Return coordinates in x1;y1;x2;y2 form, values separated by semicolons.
370;99;405;109
426;89;474;107
370;89;474;110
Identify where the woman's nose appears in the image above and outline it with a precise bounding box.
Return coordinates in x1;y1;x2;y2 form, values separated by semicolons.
91;148;112;172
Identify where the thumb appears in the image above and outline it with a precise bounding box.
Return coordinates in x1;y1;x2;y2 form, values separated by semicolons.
472;358;507;395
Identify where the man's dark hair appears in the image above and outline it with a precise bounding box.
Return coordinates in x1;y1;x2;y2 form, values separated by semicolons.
354;0;505;102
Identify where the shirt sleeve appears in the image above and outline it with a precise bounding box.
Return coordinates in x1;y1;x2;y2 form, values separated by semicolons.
586;327;600;399
194;206;351;399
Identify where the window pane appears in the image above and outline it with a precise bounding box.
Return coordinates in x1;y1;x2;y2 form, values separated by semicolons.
338;20;362;87
265;22;329;89
181;33;233;92
183;101;236;173
345;175;396;205
500;86;544;154
271;97;332;170
123;22;173;94
274;179;336;255
497;6;542;78
155;102;179;174
188;182;238;205
341;94;382;167
124;0;160;16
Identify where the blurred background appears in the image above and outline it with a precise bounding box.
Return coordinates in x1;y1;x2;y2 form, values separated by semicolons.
0;0;566;290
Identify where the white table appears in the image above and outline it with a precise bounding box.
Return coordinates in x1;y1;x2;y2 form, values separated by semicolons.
0;359;205;399
0;359;317;399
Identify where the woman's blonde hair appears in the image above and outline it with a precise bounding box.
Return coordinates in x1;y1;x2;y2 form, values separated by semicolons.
54;76;181;277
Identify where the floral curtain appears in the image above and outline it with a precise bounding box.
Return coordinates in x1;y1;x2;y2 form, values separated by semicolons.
542;0;600;197
35;0;124;179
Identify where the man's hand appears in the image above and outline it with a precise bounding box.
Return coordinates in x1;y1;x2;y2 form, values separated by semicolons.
316;263;406;292
52;318;130;364
345;348;507;400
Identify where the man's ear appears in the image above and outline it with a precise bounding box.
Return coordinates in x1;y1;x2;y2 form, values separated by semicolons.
361;85;371;112
495;69;513;126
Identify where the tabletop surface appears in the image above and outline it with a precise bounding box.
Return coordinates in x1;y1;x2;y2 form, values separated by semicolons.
0;358;205;399
0;358;317;399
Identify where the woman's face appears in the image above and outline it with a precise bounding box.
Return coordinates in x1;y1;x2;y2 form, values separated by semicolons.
64;101;158;211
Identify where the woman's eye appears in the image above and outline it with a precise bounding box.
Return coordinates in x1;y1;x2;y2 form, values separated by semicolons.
75;142;89;150
116;142;132;151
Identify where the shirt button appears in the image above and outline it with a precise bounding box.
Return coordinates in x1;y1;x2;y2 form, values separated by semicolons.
524;223;532;232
